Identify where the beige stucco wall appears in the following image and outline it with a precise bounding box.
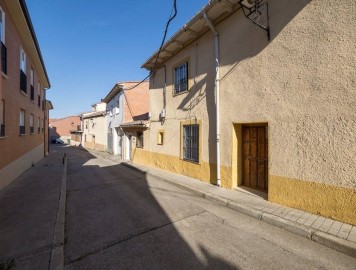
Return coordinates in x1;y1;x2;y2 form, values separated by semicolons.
82;115;107;151
136;0;356;224
219;0;355;190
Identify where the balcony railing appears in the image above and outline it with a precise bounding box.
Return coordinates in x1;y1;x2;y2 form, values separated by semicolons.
30;85;34;100
20;70;27;93
19;125;25;135
0;124;5;137
30;126;34;134
1;42;7;75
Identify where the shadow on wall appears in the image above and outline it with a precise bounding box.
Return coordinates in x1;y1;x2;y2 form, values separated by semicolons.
63;146;239;269
49;126;60;142
174;0;311;185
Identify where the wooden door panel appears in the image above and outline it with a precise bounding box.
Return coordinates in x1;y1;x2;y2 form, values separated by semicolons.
242;125;268;192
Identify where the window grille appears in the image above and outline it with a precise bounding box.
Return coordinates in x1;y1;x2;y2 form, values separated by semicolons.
174;62;188;94
183;124;199;162
136;131;144;148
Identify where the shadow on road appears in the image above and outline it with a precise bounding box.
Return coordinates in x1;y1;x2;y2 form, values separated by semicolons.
63;146;239;269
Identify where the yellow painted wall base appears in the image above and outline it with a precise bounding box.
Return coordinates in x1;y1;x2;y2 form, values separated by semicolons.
133;149;232;188
269;175;356;225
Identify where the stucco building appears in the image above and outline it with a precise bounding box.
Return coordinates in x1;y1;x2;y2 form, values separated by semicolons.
136;0;356;225
0;0;51;189
81;101;107;152
103;81;149;160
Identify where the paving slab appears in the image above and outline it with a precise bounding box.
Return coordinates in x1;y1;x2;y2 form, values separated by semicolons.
0;145;67;270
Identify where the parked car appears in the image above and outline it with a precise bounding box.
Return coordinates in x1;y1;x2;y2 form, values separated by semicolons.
52;138;64;144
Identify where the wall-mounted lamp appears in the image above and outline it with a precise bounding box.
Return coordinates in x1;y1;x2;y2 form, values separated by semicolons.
239;0;270;40
71;122;74;127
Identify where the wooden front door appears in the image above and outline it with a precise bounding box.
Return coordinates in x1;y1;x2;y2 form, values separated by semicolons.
242;125;268;191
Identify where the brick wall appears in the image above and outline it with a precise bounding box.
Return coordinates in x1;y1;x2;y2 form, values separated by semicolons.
49;116;80;138
123;81;149;122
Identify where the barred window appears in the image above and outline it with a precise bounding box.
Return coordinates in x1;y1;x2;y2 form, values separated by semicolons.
183;124;199;162
174;62;188;94
136;131;143;148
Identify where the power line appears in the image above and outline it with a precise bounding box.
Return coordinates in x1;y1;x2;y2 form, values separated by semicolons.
123;0;177;91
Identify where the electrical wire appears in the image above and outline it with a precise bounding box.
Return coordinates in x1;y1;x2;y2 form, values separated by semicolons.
122;0;177;91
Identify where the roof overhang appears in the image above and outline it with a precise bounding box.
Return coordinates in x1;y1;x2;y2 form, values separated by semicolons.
81;111;106;119
4;0;50;88
103;83;125;103
120;120;149;130
142;0;241;70
46;100;54;110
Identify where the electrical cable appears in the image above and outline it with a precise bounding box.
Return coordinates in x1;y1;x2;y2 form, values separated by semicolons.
122;0;177;91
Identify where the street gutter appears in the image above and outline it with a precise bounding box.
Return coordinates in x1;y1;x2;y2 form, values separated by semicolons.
49;155;67;270
121;162;356;259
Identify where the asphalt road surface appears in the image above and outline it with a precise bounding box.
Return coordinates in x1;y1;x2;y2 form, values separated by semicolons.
63;147;356;270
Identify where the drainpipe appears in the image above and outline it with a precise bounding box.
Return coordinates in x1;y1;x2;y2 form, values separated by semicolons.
204;13;221;187
163;65;167;121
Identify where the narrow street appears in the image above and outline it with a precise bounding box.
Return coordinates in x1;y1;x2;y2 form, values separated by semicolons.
62;146;355;269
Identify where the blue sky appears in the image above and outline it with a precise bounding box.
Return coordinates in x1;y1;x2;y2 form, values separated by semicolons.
26;0;208;119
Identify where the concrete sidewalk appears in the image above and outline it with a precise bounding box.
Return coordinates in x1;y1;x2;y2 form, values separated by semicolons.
0;146;67;270
87;148;356;258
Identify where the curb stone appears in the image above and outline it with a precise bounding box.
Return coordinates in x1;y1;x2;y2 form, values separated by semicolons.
261;213;313;239
227;201;263;220
312;231;356;258
49;156;67;270
121;162;356;259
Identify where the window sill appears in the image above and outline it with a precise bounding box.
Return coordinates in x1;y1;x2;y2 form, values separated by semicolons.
1;72;8;79
173;90;189;97
0;136;8;139
19;134;27;136
182;158;201;165
30;132;36;135
31;100;35;104
20;90;28;97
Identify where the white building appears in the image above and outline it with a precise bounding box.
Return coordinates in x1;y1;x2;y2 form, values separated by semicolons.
81;102;107;151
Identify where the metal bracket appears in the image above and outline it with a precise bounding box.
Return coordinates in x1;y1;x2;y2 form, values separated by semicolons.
239;0;270;40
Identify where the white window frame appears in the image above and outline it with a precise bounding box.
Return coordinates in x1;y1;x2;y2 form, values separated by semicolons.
30;114;34;127
20;47;26;72
116;99;120;114
30;68;34;86
0;99;4;136
37;117;40;133
174;61;188;94
19;109;25;134
30;114;34;133
19;110;25;126
0;99;4;124
0;6;5;44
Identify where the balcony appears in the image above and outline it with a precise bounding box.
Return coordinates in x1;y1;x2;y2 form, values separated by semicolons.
19;125;25;135
1;42;7;75
30;85;34;100
20;70;27;93
0;124;5;137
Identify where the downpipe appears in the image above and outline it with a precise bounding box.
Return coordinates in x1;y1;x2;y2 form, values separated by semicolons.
204;13;221;187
